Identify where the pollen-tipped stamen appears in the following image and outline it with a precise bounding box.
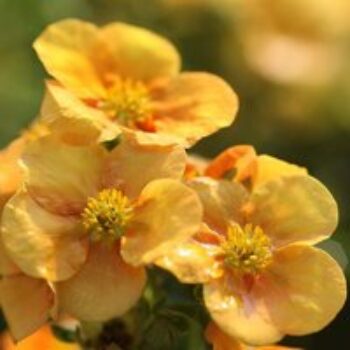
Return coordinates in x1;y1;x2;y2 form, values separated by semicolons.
100;79;154;129
221;224;272;275
82;189;133;244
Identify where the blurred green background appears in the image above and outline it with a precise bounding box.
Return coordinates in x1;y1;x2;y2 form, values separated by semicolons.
0;0;349;349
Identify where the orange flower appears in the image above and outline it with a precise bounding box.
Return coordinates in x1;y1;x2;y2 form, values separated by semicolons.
157;146;346;345
34;19;238;147
1;132;202;324
0;326;80;350
205;322;301;350
0;135;54;342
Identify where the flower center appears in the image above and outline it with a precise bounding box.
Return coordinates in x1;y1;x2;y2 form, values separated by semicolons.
221;224;272;275
82;189;133;244
100;79;155;131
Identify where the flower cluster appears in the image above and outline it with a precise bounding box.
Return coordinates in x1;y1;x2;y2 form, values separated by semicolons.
0;19;346;349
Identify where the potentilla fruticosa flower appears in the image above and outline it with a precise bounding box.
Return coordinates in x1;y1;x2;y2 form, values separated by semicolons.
205;322;301;350
0;132;202;323
156;146;346;345
34;19;238;147
0;136;54;342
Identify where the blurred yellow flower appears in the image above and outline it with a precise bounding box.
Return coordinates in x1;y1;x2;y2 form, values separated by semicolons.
0;326;80;350
34;19;238;146
205;322;300;350
157;146;346;345
0;132;202;324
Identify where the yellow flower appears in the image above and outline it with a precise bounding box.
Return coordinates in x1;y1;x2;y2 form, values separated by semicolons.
205;322;301;350
0;325;80;350
34;19;238;147
156;147;346;345
1;132;202;323
0;133;55;343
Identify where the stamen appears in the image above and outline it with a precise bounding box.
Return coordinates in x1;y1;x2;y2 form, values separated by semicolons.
221;224;272;275
82;189;133;244
99;79;154;130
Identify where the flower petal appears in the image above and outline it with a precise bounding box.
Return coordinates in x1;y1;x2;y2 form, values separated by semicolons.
189;177;249;233
40;81;120;146
153;72;238;146
205;322;298;350
204;277;283;346
253;155;307;189
155;225;223;283
1;191;88;281
0;326;80;350
205;145;257;185
0;136;25;210
205;322;243;350
259;245;346;336
33;19;106;99
0;275;53;341
0;238;20;276
22;136;106;215
121;179;202;265
250;175;338;247
57;243;146;321
100;22;180;81
104;132;186;199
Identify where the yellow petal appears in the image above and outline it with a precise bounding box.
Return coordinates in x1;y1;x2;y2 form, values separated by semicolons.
33;19;106;99
0;325;80;350
253;155;307;189
121;179;202;265
0;275;53;341
57;243;146;321
0;136;26;210
105;132;186;199
1;191;88;281
22;136;105;215
100;22;180;81
204;277;283;346
0;238;20;276
155;225;223;283
205;145;257;184
250;175;338;247
189;177;249;233
205;322;298;350
205;321;243;350
153;72;238;146
259;244;346;336
40;81;120;146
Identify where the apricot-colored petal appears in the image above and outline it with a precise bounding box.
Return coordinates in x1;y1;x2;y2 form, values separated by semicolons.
253;155;307;189
0;238;20;276
100;22;180;81
0;275;53;341
189;177;249;233
1;191;88;281
33;19;106;99
205;322;243;350
57;243;146;321
205;322;299;350
153;72;238;146
0;136;26;210
250;175;338;247
204;277;283;346
105;132;186;199
0;326;80;350
259;245;346;336
155;225;223;283
40;82;120;146
22;136;106;215
205;145;257;184
121;179;202;265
